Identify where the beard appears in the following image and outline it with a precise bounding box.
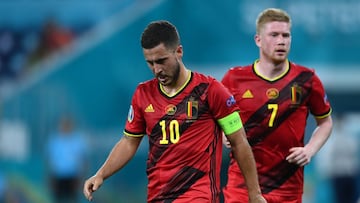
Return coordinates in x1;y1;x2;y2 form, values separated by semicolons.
157;61;181;87
271;53;288;65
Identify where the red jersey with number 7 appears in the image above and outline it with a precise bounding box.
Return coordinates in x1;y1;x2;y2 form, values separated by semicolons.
221;61;331;196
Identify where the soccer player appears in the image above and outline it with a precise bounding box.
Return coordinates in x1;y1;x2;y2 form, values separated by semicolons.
83;20;266;203
221;8;333;203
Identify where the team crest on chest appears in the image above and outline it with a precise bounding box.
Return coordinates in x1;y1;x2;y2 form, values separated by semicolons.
186;97;198;119
290;83;302;106
165;104;177;115
266;88;279;99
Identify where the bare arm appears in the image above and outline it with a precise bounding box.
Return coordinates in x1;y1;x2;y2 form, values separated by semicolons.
226;128;266;203
83;135;142;201
286;115;333;166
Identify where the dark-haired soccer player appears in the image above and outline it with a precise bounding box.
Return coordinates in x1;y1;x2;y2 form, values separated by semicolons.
222;8;333;203
83;20;266;203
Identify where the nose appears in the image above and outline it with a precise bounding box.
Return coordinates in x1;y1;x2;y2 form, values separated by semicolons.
277;40;286;48
277;36;285;45
153;63;163;74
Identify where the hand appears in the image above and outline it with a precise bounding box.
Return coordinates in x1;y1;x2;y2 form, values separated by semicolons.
249;194;267;203
286;147;312;167
83;175;104;201
222;133;231;148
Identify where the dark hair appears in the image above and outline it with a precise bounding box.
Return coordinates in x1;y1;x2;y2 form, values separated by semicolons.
141;20;180;50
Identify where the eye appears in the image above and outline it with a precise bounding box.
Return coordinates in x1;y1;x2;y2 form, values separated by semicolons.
155;58;166;65
146;61;154;66
283;33;290;38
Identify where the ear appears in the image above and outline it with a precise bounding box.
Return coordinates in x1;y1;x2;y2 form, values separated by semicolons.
254;34;261;48
175;45;183;57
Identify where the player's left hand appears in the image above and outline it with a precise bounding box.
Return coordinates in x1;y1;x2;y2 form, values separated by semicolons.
286;147;312;167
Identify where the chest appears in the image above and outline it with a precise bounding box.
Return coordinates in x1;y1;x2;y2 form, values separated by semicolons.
234;75;311;104
140;89;211;130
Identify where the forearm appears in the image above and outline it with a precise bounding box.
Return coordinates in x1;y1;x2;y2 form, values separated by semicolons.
96;136;140;180
305;116;333;156
232;142;262;197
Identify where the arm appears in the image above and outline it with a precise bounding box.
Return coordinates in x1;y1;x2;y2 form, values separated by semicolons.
83;135;142;201
286;115;333;166
226;128;266;203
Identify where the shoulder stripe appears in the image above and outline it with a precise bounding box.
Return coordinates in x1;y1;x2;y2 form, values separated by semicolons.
124;130;145;137
314;108;332;119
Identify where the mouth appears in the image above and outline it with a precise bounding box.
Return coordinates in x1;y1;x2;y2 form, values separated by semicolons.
275;49;287;56
157;75;168;84
275;48;286;52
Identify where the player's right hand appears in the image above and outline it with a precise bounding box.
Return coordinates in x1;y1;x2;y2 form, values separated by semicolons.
83;175;104;201
222;133;231;148
249;194;267;203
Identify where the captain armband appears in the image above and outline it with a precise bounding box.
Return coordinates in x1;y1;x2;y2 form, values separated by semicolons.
217;111;243;135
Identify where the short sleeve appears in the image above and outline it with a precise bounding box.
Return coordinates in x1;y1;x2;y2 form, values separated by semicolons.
309;73;332;118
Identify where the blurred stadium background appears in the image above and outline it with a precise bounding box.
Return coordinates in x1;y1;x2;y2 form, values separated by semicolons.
0;0;359;202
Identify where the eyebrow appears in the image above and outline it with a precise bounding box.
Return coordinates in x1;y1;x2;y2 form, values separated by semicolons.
146;57;167;65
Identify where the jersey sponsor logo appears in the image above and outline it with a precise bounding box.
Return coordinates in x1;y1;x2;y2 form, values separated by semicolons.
165;104;177;115
127;105;134;122
242;89;254;98
266;88;279;99
186;99;198;119
145;104;155;112
226;95;236;107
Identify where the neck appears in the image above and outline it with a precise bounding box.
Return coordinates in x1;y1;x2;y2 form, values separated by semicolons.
255;59;288;80
162;68;190;96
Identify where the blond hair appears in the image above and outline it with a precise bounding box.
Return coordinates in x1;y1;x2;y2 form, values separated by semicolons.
256;8;291;34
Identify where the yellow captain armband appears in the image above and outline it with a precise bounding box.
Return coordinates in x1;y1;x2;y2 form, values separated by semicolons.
217;111;243;135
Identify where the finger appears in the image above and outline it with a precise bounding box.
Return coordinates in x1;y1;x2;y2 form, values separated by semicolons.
296;158;307;166
288;154;307;166
286;153;299;163
87;189;93;201
286;156;294;163
93;184;99;191
299;157;311;166
286;148;302;160
286;153;295;161
288;147;296;152
83;183;89;197
87;194;93;201
84;183;94;201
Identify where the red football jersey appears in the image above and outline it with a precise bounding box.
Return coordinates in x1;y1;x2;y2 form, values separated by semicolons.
222;61;331;197
125;71;239;202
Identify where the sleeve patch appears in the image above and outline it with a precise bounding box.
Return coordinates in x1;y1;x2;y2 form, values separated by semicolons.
127;105;134;122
